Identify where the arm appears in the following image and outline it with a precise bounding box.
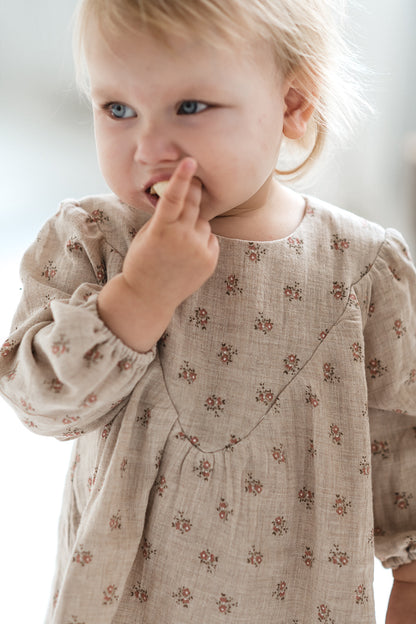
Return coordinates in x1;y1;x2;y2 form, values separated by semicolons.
363;230;416;622
386;560;416;624
0;158;218;439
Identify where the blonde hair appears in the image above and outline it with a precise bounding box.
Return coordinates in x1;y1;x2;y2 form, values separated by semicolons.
73;0;367;178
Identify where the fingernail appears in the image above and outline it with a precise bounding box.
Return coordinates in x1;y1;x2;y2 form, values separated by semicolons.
183;157;197;173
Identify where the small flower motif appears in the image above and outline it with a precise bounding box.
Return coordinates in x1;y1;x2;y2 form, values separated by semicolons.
179;361;197;384
225;274;243;296
45;377;63;393
72;545;93;567
272;515;289;536
322;362;340;383
394;491;413;510
245;472;263;496
359;456;370;476
109;510;122;531
392;319;407;338
367;358;388;379
158;331;169;348
66;237;83;253
155;449;163;469
117;357;133;371
350;342;363;362
86;209;110;224
95;263;107;285
120;458;128;477
389;266;401;281
371;439;390;459
136;408;151;428
218;343;238;365
333;495;352;517
51;335;70;356
131;582;148;603
298;487;315;510
287;236;304;254
83;345;103;367
255;313;274;334
172;511;192;534
199;548;218;573
189;307;210;329
347;292;359;309
308;439;317;457
329;424;343;446
330;234;350;252
305;385;319;408
272;581;287;600
247;545;263;568
283;354;300;376
193;458;213;481
102;584;119;606
217;498;234;521
154;474;167;497
172;586;193;608
368;302;376;317
330;281;347;301
216;593;238;614
0;338;16;358
271;444;286;464
141;537;157;560
129;227;138;239
246;242;267;262
302;547;315;568
318;329;329;342
355;584;369;604
406;369;416;385
101;422;112;439
256;382;275;406
87;467;98;493
225;433;241;451
284;282;303;302
317;603;335;623
329;544;349;567
41;260;58;281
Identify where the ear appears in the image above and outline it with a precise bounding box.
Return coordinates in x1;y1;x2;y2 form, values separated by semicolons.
283;80;315;140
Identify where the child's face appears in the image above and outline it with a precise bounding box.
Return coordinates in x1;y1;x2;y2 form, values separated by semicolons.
86;22;291;222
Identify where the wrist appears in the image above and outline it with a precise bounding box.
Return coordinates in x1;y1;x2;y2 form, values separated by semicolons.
98;273;175;352
393;559;416;583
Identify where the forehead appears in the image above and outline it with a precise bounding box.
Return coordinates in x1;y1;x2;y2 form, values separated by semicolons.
84;17;280;97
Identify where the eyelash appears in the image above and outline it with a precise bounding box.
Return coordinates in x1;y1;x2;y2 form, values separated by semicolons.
102;100;211;119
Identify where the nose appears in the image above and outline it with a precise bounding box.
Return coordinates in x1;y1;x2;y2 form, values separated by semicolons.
133;121;182;165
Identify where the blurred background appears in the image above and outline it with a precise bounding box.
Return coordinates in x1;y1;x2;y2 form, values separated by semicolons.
0;1;415;622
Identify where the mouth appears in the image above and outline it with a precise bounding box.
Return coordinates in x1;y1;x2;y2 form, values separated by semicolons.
144;180;170;207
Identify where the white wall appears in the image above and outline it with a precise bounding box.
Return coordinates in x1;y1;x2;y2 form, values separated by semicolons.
1;1;415;622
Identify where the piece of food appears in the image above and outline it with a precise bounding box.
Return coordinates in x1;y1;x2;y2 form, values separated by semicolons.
150;181;169;198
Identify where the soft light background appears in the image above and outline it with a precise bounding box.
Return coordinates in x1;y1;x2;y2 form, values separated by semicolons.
1;1;415;622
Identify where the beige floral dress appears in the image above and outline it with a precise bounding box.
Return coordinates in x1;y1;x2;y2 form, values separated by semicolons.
0;194;415;624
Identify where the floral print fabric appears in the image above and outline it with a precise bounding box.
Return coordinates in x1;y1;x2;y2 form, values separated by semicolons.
0;194;415;624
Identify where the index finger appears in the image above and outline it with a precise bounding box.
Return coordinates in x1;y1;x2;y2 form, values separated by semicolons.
154;157;198;224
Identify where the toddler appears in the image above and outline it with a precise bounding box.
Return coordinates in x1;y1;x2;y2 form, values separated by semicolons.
1;1;416;622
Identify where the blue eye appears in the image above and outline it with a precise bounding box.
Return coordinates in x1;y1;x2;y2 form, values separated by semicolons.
107;103;136;119
177;101;208;115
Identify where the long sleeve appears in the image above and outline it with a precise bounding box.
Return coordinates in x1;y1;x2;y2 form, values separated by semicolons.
365;229;416;568
0;199;155;440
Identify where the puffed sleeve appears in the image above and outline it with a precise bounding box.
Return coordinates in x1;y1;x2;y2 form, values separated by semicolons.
0;200;156;440
365;229;416;568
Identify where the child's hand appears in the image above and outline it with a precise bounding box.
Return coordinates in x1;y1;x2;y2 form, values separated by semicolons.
97;157;219;352
385;562;416;623
123;157;219;309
